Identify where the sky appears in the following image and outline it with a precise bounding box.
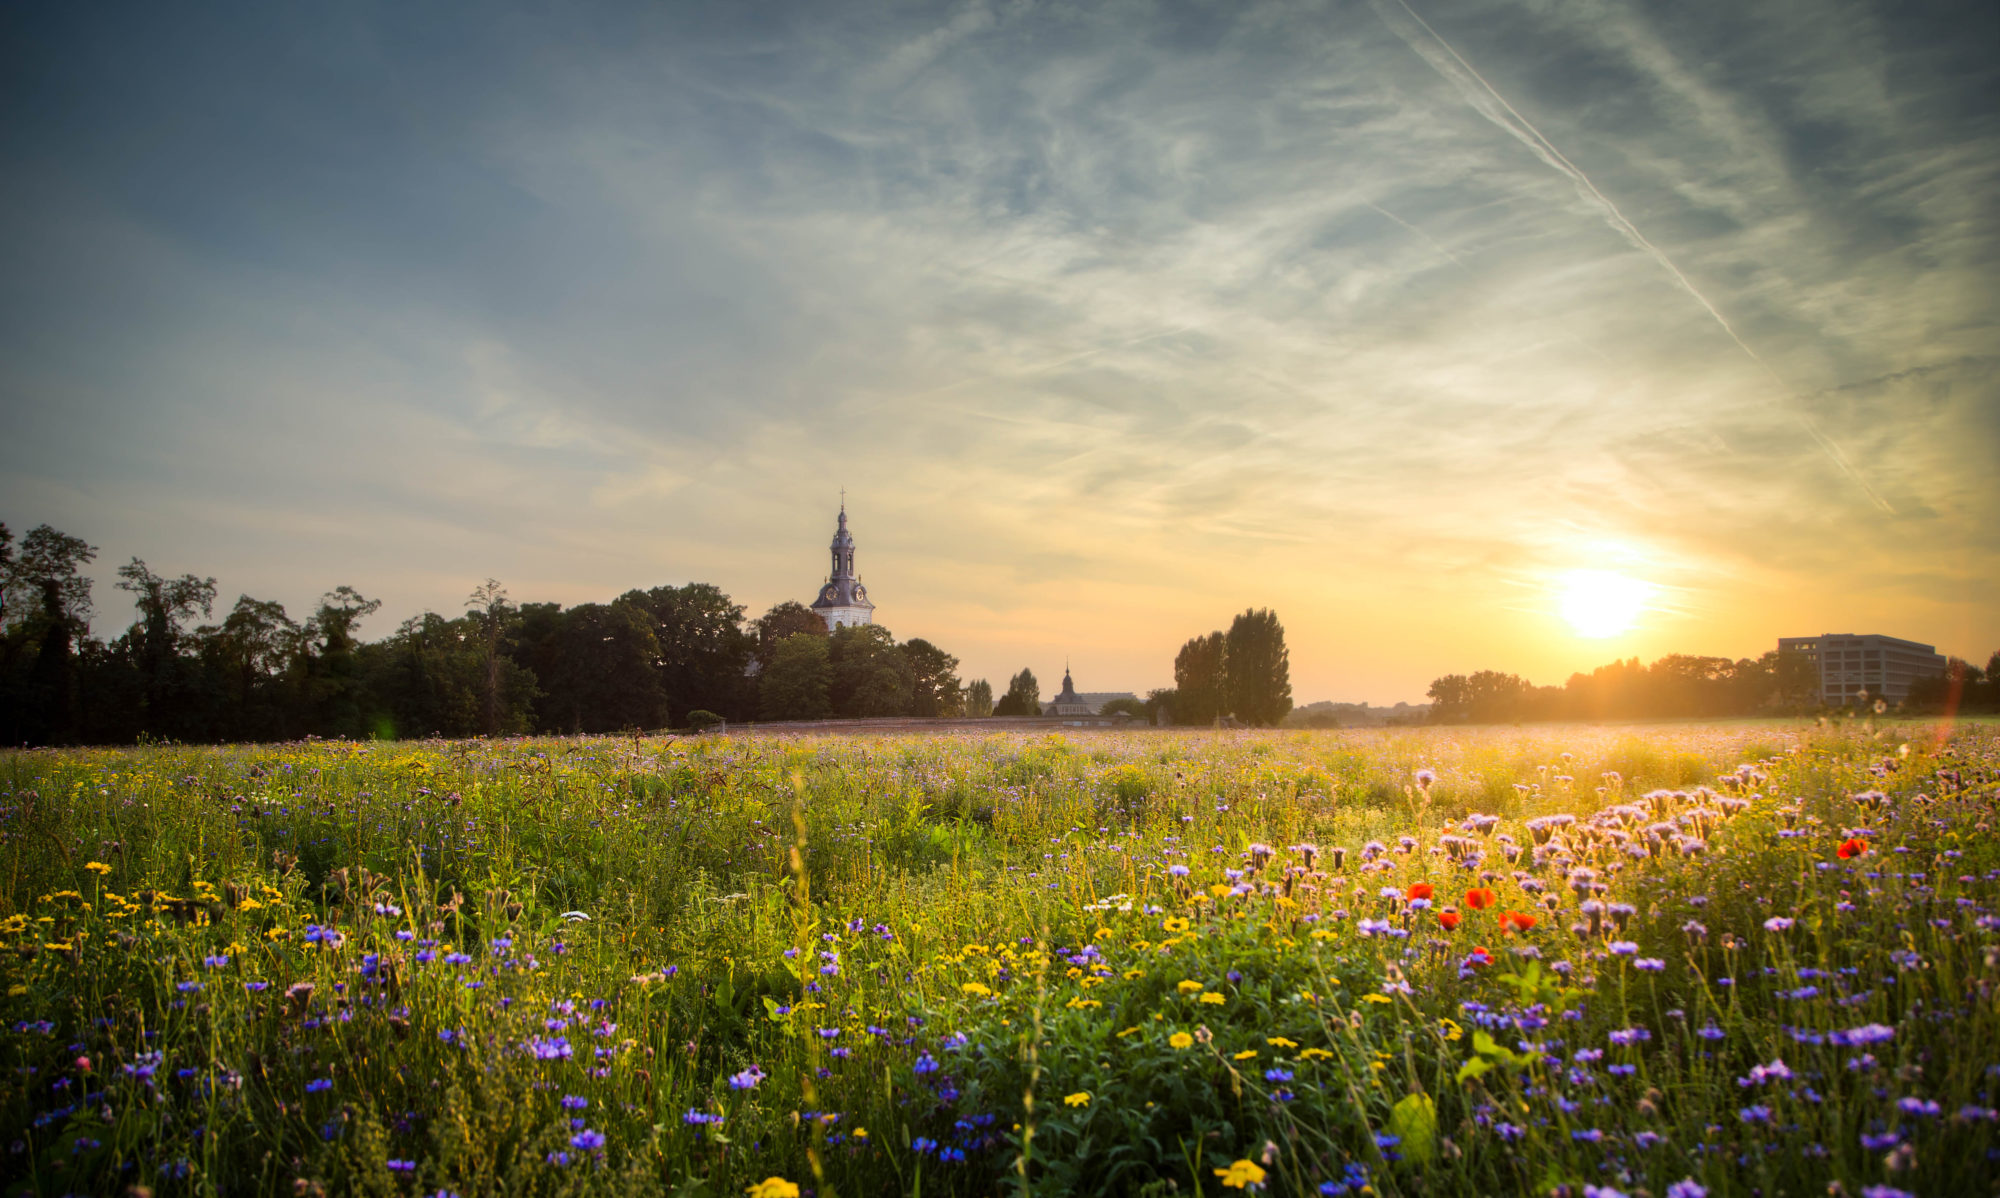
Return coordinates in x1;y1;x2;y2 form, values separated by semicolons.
2;0;1995;705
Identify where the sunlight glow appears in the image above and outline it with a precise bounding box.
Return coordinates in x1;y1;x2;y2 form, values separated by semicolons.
1557;570;1653;639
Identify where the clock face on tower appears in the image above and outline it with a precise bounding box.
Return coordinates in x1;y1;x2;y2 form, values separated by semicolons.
820;586;838;603
854;586;867;601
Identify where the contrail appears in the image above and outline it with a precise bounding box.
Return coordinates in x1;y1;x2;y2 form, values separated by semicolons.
1371;0;1894;513
1366;202;1464;267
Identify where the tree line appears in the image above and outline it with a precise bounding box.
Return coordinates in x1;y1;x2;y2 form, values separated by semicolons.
1424;647;1997;723
0;522;993;745
1147;607;1293;727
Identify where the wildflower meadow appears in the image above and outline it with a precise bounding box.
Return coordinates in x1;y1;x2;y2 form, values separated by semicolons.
3;719;1997;1197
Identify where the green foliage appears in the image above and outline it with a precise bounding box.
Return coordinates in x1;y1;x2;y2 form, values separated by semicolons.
760;633;832;721
828;623;913;717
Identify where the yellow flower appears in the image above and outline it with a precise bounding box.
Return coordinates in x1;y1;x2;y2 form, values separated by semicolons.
1123;969;1144;980
961;982;991;997
7;985;26;997
1170;1032;1195;1049
1176;980;1203;994
745;1179;800;1198
1439;1017;1464;1042
1301;1048;1334;1061
1208;884;1232;898
1162;918;1189;933
1232;1049;1258;1061
1267;1037;1298;1049
85;862;112;875
1361;994;1392;1004
853;1127;867;1139
1213;1159;1267;1189
1116;1026;1141;1038
238;898;263;912
1063;1092;1090;1107
1064;997;1101;1010
1199;992;1224;1005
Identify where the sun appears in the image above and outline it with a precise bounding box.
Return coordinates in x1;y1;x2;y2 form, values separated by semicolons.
1557;570;1653;638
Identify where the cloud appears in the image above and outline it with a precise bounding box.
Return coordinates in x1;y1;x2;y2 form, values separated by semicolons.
0;0;1993;700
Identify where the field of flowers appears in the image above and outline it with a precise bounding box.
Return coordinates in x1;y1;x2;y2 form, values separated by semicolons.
3;719;1997;1197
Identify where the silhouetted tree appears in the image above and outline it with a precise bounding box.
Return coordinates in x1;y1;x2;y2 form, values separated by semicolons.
308;587;382;737
625;584;755;724
1223;608;1291;727
902;637;962;717
545;602;666;732
465;579;522;736
1;525;98;744
1173;632;1226;725
995;668;1040;717
963;678;994;717
114;558;218;740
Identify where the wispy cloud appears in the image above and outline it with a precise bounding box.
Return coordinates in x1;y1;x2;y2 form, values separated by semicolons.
0;0;1993;699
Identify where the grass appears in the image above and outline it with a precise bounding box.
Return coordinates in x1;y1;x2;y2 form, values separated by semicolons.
2;719;1996;1197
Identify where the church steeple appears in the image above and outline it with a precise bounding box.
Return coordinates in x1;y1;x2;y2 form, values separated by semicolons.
830;502;855;579
809;498;875;630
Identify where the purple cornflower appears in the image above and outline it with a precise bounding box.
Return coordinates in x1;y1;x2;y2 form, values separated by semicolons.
1763;917;1795;932
728;1065;766;1091
569;1129;606;1151
1831;1023;1896;1046
529;1037;572;1061
305;1078;333;1093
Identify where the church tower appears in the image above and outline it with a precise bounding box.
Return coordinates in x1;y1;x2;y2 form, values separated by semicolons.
809;502;876;630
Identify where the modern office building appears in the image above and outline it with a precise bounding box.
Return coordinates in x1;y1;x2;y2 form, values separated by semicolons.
1775;633;1947;706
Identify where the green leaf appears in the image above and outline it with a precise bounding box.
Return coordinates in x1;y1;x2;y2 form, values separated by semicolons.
1388;1092;1437;1165
1455;1056;1493;1083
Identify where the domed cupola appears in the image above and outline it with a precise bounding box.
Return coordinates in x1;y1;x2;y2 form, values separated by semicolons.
809;501;876;630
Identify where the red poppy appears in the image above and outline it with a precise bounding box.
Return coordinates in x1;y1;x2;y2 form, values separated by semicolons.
1499;910;1537;934
1406;883;1434;901
1438;910;1461;931
1463;887;1497;911
1466;947;1493;967
1837;837;1869;860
